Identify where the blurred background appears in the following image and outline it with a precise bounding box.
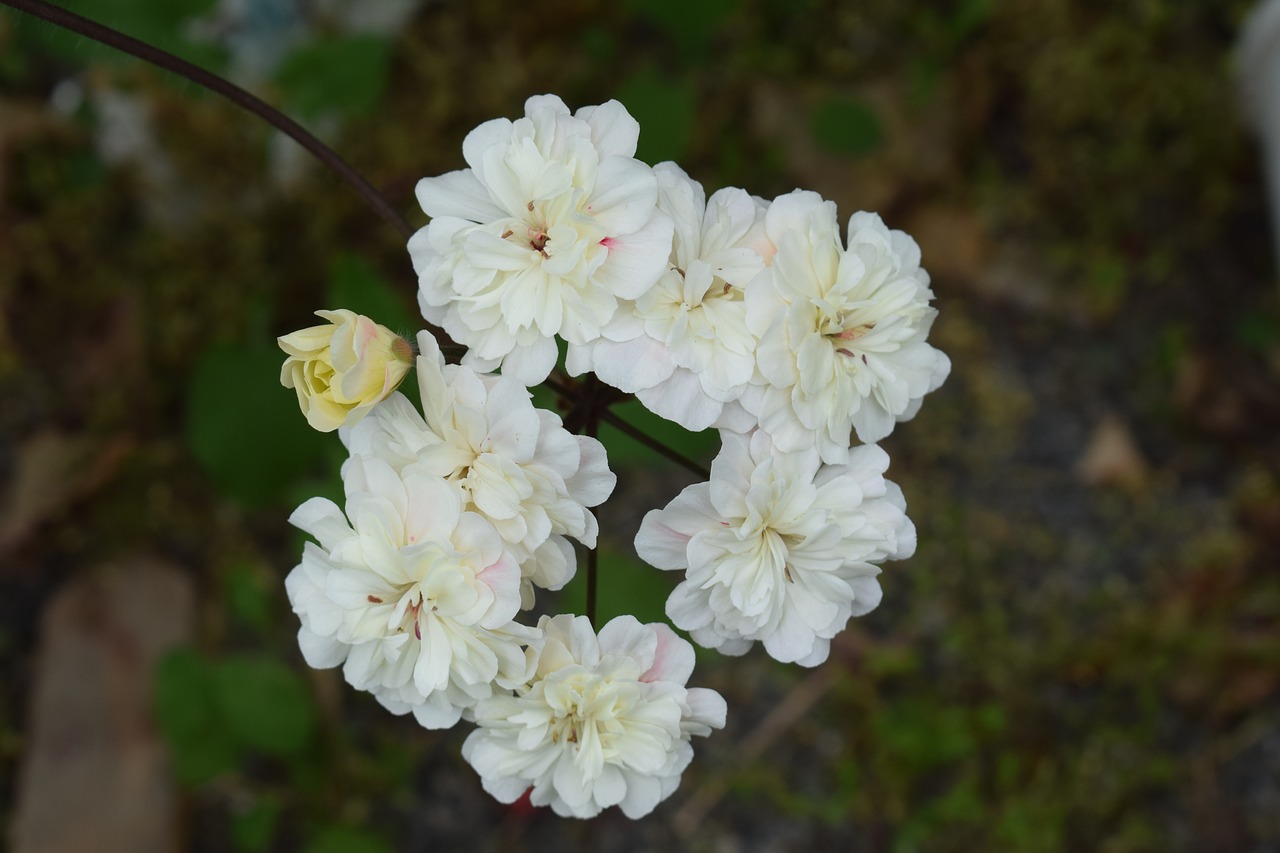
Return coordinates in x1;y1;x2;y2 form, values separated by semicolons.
2;0;1279;849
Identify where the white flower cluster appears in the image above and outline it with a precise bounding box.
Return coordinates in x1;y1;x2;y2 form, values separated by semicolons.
282;93;948;820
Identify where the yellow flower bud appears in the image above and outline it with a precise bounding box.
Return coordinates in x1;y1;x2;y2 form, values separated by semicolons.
278;309;414;432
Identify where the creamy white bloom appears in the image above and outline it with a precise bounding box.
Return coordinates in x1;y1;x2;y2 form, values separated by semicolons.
284;454;534;728
567;163;770;432
462;614;726;819
409;94;674;385
343;332;615;608
635;430;915;666
740;191;950;460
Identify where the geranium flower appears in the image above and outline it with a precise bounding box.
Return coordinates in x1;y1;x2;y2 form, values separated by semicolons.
343;332;615;608
285;455;534;728
462;614;726;819
278;309;413;432
635;430;915;666
740;191;950;460
567;163;770;431
409;95;674;385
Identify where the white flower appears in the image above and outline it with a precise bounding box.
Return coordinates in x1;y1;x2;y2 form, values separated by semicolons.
462;614;726;819
343;332;616;608
409;94;674;386
567;163;770;432
635;430;915;667
284;455;534;728
740;191;950;460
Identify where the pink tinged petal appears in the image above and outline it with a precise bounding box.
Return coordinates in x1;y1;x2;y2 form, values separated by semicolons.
401;466;463;542
596;615;657;665
634;492;716;571
411;695;465;729
553;753;596;810
462;116;515;176
564;341;594;376
636;368;723;432
524;93;571;118
684;687;728;732
593;211;675;300
501;336;558;386
845;575;884;617
414;615;453;694
415;169;506;223
464;229;538;272
640;623;695;684
577;99;640;159
531;413;579;473
289;497;352;551
566;435;616;507
666;581;715;631
794;638;832;668
713;399;757;433
476;554;523;628
590;336;677;394
851;399;896;445
761;604;818;665
617;771;666;820
593;763;628;809
297;627;348;669
484;379;540;458
588;156;659;235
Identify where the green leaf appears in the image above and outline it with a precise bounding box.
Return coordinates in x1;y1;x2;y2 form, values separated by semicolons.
275;36;392;121
214;656;316;756
811;97;884;158
304;827;395;853
153;648;239;785
617;70;697;165
324;254;416;338
185;340;332;507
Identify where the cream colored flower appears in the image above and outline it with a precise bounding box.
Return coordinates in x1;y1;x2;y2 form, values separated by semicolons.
463;614;726;819
278;309;414;432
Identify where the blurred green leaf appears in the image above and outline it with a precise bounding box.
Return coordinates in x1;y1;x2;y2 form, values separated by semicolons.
627;0;738;60
226;562;273;635
561;548;674;625
580;27;616;65
154;648;239;784
305;826;395;853
325;254;417;337
811;97;883;158
1236;310;1280;352
214;655;316;756
617;69;696;165
231;797;280;853
275;36;392;120
186;340;331;506
18;0;226;69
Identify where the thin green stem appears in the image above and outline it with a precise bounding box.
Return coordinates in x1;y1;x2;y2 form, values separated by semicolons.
1;0;414;240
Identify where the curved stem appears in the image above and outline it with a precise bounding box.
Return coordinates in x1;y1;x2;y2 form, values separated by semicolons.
598;409;710;480
1;0;414;240
544;375;712;481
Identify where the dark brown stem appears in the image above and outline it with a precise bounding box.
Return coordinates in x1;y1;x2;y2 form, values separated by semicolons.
1;0;414;240
546;375;712;481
